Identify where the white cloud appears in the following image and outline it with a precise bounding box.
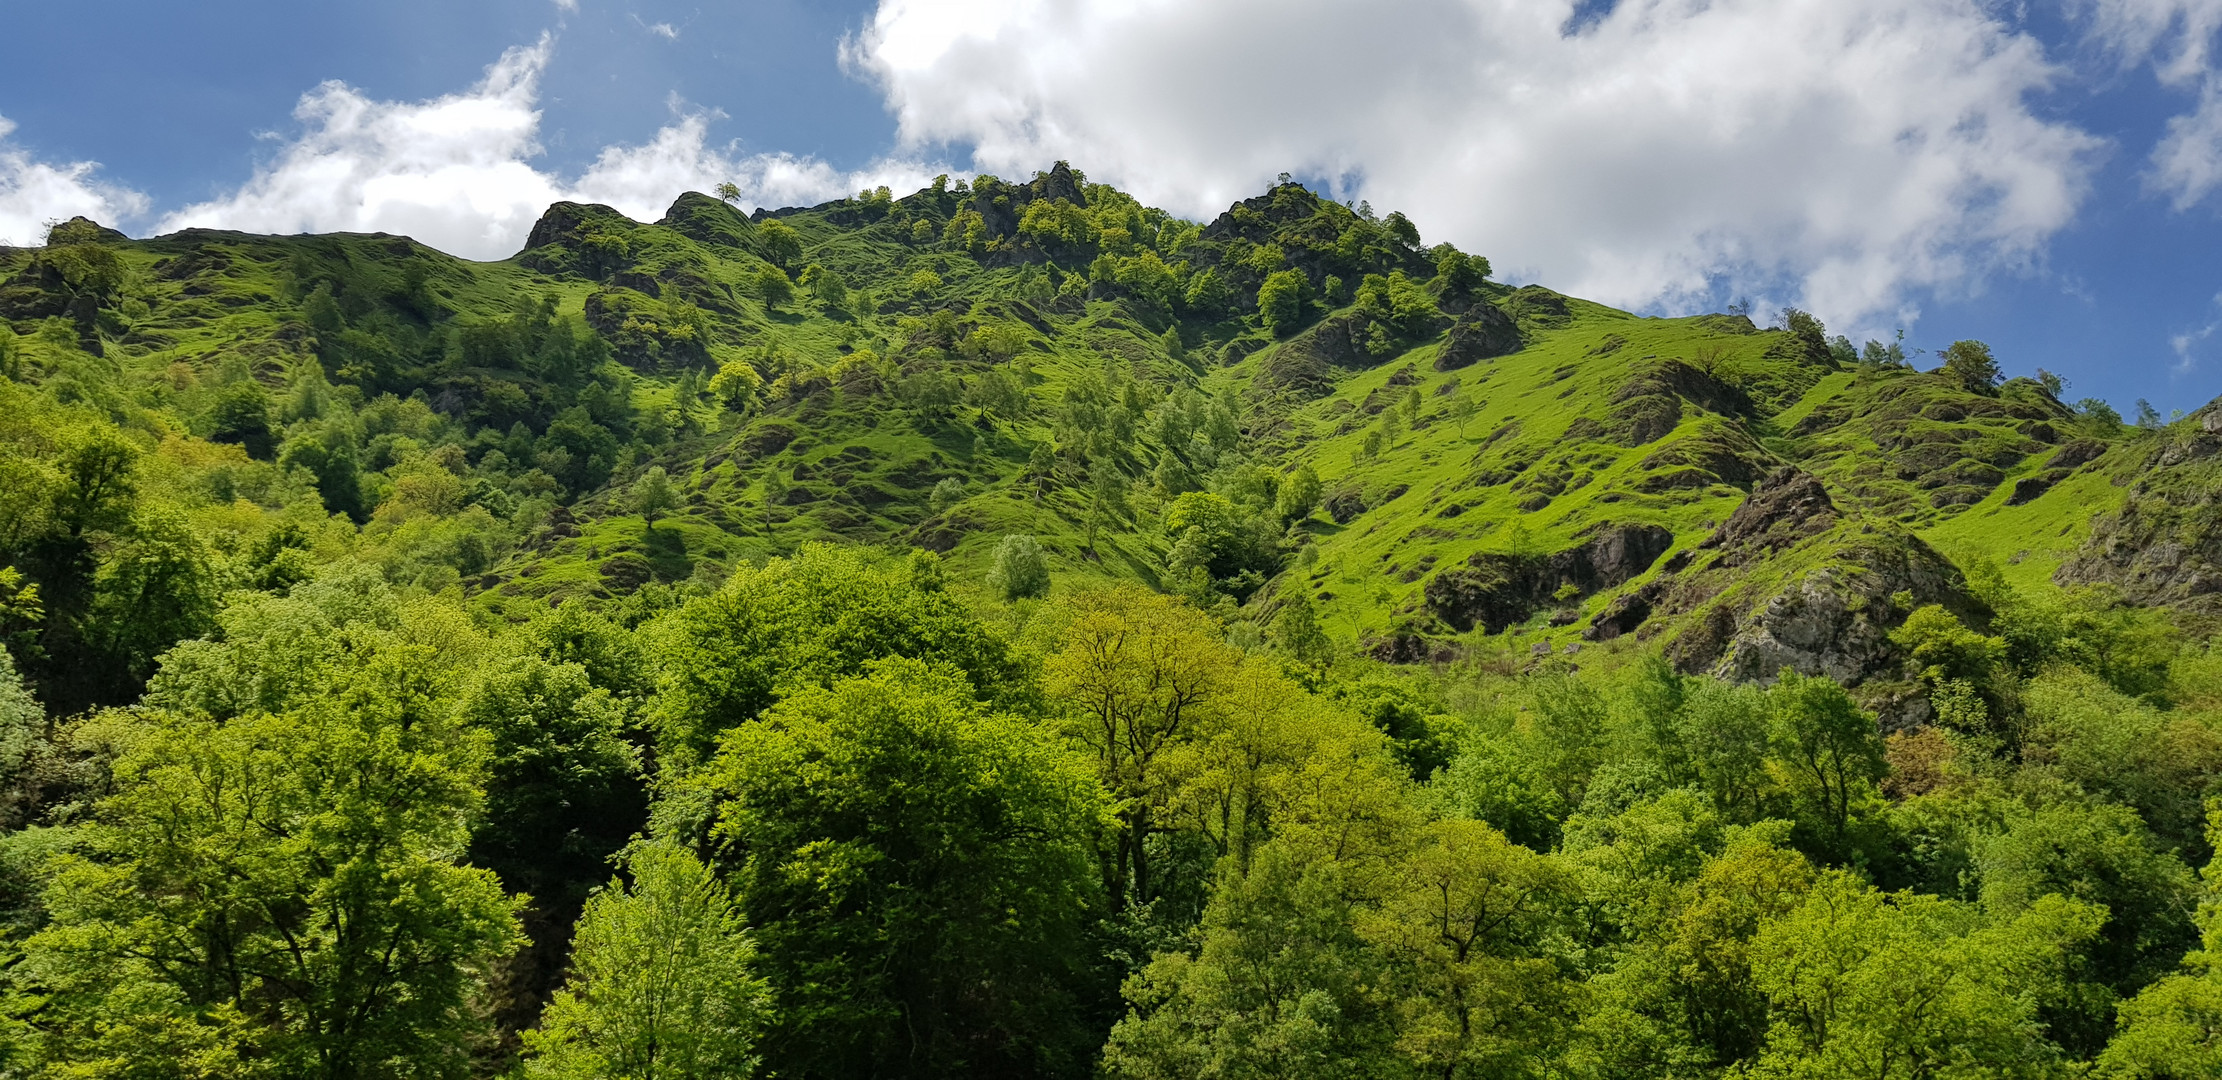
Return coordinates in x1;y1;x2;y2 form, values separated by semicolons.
0;115;150;248
2071;0;2222;83
2066;2;2222;206
153;37;941;261
648;21;679;41
850;0;2103;333
2153;76;2222;207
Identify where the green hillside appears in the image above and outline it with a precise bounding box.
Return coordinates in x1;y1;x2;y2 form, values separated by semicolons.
3;169;2221;1079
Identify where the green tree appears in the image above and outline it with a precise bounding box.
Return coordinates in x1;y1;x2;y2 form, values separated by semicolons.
629;465;678;527
928;477;964;514
459;655;646;981
1257;269;1306;336
986;533;1051;601
1362;819;1577;1078
754;219;802;268
1106;845;1396;1080
709;659;1107;1080
707;358;761;410
1275;463;1322;524
1940;339;2003;395
28;648;523;1078
648;543;1026;763
2099;806;2222;1078
88;506;222;687
1271;588;1332;670
1046;585;1240;908
1765;672;1886;860
208;380;278;460
523;842;769;1080
754;265;795;310
1748;871;2101;1078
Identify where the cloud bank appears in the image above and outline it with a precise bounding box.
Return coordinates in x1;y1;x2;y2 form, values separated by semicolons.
851;0;2109;332
0;116;149;248
152;37;943;261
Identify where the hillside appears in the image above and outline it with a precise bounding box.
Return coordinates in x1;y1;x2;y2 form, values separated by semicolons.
6;167;2222;1079
0;167;2161;713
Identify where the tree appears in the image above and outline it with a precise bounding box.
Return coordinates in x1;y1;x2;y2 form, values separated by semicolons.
754;219;802;268
928;477;964;514
1748;871;2101;1078
1450;393;1480;435
714;181;742;204
88;506;221;687
459;654;646;980
802;264;847;310
707;358;761;410
1046;584;1239;907
754;265;795;310
709;659;1106;1079
1362;819;1577;1077
1271;588;1332;670
1105;845;1395;1079
28;648;524;1078
523;842;769;1080
2099;806;2222;1078
1275;463;1323;525
1940;339;2002;394
1766;672;1886;861
986;533;1050;601
1257;269;1306;336
629;465;678;527
648;543;1026;764
1432;244;1488;294
208;380;277;460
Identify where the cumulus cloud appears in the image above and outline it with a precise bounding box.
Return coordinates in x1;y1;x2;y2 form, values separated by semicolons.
850;0;2102;332
0;115;150;248
2071;1;2222;208
154;37;940;260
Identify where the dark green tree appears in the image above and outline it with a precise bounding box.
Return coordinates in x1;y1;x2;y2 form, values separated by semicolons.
709;660;1106;1080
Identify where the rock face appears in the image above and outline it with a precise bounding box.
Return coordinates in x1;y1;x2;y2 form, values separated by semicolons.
518;202;639;276
1702;467;1838;559
1610;360;1755;446
1703;542;1973;687
1579;468;1984;721
1432;304;1522;371
2056;397;2222;613
1425;523;1675;633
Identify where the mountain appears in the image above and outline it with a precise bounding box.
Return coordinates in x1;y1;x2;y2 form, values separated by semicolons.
0;165;2156;715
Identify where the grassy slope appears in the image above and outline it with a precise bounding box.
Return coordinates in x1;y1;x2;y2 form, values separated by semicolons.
0;177;2155;664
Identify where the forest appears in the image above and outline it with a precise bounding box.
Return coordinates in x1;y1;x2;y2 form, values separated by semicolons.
0;166;2218;1078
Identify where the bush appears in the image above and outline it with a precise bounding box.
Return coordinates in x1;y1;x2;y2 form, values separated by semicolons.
987;534;1051;601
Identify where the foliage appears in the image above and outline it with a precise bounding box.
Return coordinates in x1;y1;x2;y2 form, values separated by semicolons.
708;659;1107;1079
28;646;523;1078
524;841;769;1080
988;532;1052;601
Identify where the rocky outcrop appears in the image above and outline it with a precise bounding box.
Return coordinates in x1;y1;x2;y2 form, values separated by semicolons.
518;202;639;276
1704;467;1839;559
1577;468;1985;718
2055;398;2222;613
1432;304;1522;371
1610;360;1755;446
1705;540;1976;686
1425;523;1675;633
657;191;755;249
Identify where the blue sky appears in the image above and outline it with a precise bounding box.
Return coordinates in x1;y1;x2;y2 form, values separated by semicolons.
3;0;2222;414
